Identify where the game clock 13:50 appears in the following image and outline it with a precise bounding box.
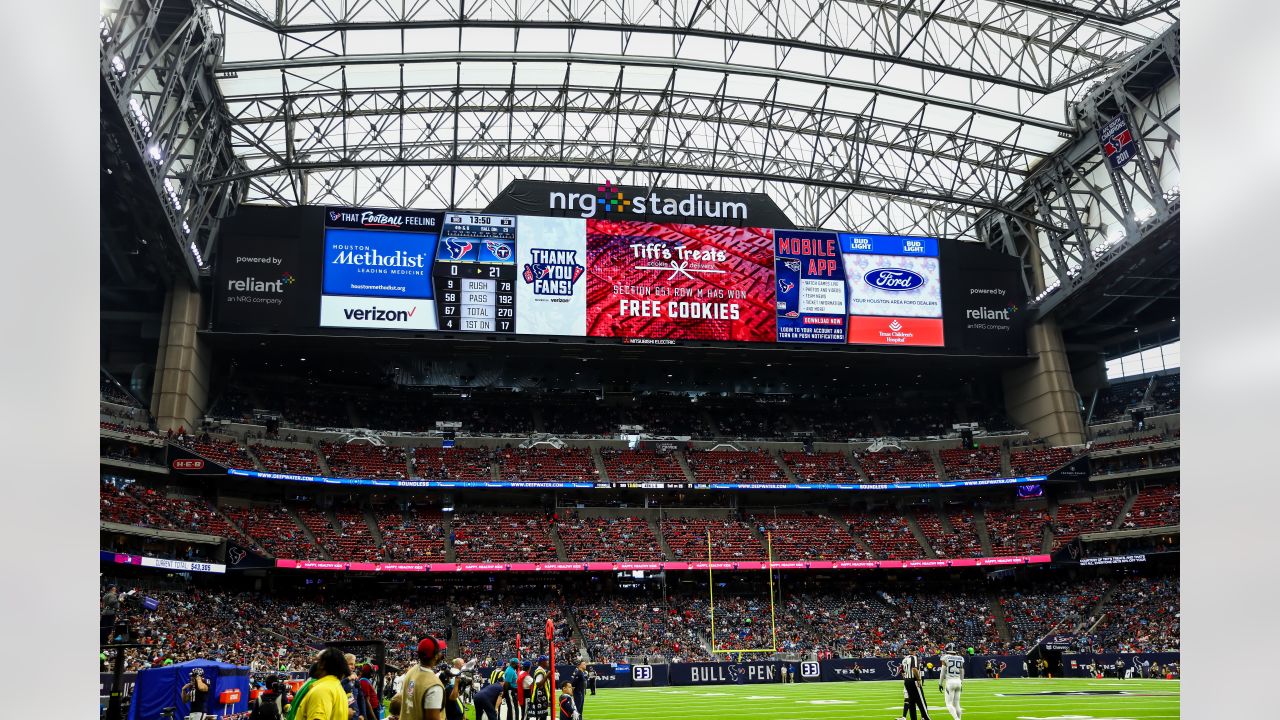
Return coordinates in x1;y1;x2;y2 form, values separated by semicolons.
432;214;518;333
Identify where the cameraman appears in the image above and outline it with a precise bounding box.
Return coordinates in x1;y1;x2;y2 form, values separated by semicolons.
441;661;466;720
250;675;286;720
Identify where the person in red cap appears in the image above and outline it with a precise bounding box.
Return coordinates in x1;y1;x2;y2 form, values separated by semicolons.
396;637;448;720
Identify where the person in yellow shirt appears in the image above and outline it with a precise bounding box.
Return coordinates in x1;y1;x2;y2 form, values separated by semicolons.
294;648;352;720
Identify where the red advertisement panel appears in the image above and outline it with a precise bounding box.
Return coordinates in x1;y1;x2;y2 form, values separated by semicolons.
585;220;776;342
847;315;945;347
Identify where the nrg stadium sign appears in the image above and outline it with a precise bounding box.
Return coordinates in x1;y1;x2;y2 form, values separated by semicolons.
485;179;796;228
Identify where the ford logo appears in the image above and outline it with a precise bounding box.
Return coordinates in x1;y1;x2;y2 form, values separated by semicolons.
864;268;926;291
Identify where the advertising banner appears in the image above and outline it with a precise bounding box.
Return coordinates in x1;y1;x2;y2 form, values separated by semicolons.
840;233;944;347
485;179;796;228
668;661;783;686
584;220;776;342
212;206;320;332
319;207;442;331
942;240;1027;355
1065;652;1179;678
773;230;847;343
515;215;588;336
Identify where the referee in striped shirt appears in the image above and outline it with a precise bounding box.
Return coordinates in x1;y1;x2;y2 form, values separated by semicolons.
898;653;933;720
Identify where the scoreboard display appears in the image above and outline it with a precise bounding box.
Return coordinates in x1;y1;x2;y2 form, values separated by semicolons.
433;213;517;333
249;204;1025;355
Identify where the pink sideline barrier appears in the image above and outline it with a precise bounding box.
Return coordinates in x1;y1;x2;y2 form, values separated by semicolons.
273;554;1053;573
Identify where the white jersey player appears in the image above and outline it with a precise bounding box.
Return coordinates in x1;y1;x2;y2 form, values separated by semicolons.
937;644;964;720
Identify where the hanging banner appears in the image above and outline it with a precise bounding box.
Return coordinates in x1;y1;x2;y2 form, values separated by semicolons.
1099;114;1138;170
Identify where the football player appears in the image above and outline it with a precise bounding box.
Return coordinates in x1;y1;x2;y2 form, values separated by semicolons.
937;643;965;720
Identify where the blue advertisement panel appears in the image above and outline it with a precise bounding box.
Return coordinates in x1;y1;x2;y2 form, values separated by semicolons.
1064;652;1180;678
820;655;1028;682
668;661;783;685
323;227;437;299
774;230;847;343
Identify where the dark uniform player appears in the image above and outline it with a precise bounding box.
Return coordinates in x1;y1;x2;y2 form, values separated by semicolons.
474;680;506;720
898;653;932;720
570;661;588;720
558;682;579;720
529;657;551;720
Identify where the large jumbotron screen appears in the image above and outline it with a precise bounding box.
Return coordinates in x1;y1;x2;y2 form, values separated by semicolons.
213;204;1026;355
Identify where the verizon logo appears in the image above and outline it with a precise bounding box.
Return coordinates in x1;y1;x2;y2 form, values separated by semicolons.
343;305;417;322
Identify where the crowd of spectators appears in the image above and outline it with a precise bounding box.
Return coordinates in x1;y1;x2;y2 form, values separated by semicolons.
1051;496;1127;549
321;442;409;480
854;449;939;484
1092;449;1180;476
1011;446;1075;476
939;446;1003;480
575;596;711;662
413;446;494;480
914;509;984;559
101;372;142;407
685;449;783;485
843;511;926;559
1150;374;1180;414
1120;484;1181;528
557;515;665;561
450;595;566;661
451;512;560;562
1091;379;1149;424
498;447;598;483
250;443;323;475
599;448;687;484
661;517;763;560
997;577;1110;652
782;450;861;483
983;505;1050;556
749;513;869;560
375;504;447;561
1083;575;1180;653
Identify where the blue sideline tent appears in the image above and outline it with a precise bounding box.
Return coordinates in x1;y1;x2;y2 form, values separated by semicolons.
128;659;250;720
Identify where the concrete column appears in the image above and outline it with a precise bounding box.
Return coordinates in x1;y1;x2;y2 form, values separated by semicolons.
150;283;210;432
1002;317;1086;446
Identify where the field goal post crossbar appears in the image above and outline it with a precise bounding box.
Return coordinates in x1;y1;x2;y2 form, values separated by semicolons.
707;529;778;655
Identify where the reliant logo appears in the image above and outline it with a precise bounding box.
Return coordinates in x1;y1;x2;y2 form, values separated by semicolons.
864;268;926;291
330;248;427;268
966;306;1015;321
523;248;584;296
226;272;295;293
342;305;418;322
549;181;748;220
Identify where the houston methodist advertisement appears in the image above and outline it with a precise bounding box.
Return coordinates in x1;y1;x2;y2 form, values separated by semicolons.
213;203;1026;354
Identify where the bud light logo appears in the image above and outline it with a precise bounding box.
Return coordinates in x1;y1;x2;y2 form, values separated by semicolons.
864;268;926;291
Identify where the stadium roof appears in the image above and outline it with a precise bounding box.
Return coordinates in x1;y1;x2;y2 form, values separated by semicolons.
207;0;1178;239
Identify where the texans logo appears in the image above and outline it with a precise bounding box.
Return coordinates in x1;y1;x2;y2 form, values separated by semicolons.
329;211;340;221
777;279;795;294
444;238;473;259
227;547;247;565
483;240;512;260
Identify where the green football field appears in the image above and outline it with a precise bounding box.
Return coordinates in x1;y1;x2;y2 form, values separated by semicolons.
568;678;1179;720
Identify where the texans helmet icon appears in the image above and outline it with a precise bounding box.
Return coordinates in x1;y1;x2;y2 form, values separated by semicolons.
444;238;473;259
483;240;512;260
778;279;795;294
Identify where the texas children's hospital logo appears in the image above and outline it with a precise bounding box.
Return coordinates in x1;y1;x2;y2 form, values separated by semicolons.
523;249;584;296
